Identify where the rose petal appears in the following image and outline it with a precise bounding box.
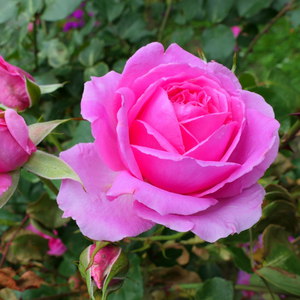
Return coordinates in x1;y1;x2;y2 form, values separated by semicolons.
181;112;230;143
208;61;242;93
116;88;142;179
5;109;33;154
241;90;275;118
81;71;121;124
138;87;185;153
190;184;264;242
0;172;12;197
184;122;237;161
57;143;154;241
133;183;263;242
92;106;125;171
133;201;194;232
196;109;280;197
131;145;240;194
179;124;199;151
107;170;218;216
119;42;206;91
130;120;179;153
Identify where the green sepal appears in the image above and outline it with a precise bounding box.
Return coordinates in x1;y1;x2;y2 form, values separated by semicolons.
102;248;129;300
23;150;84;187
0;169;20;209
28;119;72;146
39;82;67;94
25;75;41;108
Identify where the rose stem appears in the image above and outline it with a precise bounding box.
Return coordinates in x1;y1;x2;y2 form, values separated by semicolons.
242;0;296;61
38;176;59;196
280;118;300;150
157;0;173;43
0;214;29;268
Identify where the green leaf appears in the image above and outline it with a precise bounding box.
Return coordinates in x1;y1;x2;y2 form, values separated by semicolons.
47;40;69;68
265;184;292;202
23;150;83;185
0;0;19;24
28;119;71;146
206;0;235;23
195;277;234;300
30;218;57;238
170;27;194;47
42;0;82;21
25;76;41;108
84;62;109;82
236;0;273;18
39;82;66;94
109;253;144;300
106;0;125;22
289;7;300;28
79;38;105;67
201;25;235;63
238;73;257;89
226;246;253;274
0;170;20;209
258;267;300;295
27;193;70;229
262;225;300;276
255;201;298;234
65;121;94;148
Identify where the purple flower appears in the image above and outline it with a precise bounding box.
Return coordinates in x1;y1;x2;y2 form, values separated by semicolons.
72;9;84;19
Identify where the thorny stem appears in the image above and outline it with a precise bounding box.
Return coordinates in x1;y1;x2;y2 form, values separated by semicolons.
33;15;39;72
127;231;187;242
242;0;296;61
163;283;300;298
0;214;29;268
30;292;81;300
249;228;255;269
157;0;173;43
279;118;300;150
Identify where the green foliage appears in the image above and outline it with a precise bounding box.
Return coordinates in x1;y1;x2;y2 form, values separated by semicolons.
0;0;300;299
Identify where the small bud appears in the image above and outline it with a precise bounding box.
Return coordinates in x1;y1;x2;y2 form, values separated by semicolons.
79;241;129;300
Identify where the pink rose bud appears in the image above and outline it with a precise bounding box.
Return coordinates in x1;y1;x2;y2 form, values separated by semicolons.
0;173;12;197
28;22;34;32
0;109;36;173
231;26;242;38
0;55;40;111
25;223;67;256
79;242;129;300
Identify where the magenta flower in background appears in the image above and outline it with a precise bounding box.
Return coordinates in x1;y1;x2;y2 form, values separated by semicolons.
72;9;84;19
57;42;279;243
26;223;67;256
236;270;255;298
231;26;242;38
0;55;37;111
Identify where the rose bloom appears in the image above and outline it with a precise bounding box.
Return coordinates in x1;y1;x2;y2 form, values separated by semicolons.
0;109;36;196
0;55;37;111
26;224;67;256
57;43;279;242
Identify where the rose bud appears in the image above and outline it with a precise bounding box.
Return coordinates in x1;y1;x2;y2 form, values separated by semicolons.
0;109;36;173
79;242;129;300
0;55;41;111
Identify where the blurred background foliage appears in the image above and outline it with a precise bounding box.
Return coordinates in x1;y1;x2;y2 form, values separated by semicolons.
1;0;300;299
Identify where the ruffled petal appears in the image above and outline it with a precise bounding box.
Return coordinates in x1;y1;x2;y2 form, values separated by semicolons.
131;145;240;194
81;71;121;124
138;87;184;153
57;143;154;241
107;171;218;216
190;184;264;242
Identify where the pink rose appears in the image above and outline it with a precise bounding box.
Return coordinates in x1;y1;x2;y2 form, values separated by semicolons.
0;109;36;173
57;43;279;242
26;224;67;256
0;55;36;111
0;173;12;197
